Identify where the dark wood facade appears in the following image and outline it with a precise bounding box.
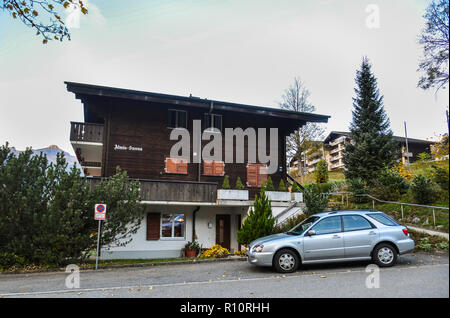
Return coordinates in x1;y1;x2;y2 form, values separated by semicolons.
67;82;329;200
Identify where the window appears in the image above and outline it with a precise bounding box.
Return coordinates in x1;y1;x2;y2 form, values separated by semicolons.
246;163;268;187
204;113;222;132
367;213;398;226
168;110;187;129
161;213;185;238
343;215;373;231
165;157;188;174
311;216;342;235
203;160;225;176
287;216;320;235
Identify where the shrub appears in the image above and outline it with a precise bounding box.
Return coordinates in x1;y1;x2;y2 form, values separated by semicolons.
222;175;230;189
278;179;287;191
235;177;245;190
291;182;302;193
265;176;275;191
303;184;329;216
237;190;275;245
432;165;449;191
273;213;307;234
410;175;434;204
348;178;368;203
417;237;433;252
370;169;409;201
184;241;200;251
199;244;230;259
315;159;329;183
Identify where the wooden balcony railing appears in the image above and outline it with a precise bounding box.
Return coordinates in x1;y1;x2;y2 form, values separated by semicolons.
70;122;104;143
86;178;218;203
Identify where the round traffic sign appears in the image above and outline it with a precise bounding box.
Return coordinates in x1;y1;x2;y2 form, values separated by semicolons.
96;204;105;213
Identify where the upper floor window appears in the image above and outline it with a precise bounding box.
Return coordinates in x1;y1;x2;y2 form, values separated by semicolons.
168;109;187;129
203;113;222;132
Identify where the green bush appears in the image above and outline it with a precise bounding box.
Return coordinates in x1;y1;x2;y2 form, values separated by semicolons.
264;176;275;191
235;177;245;190
291;182;302;193
237;190;275;245
410;175;434;204
222;175;230;189
315;159;329;183
348;178;368;203
303;184;329;216
370;169;409;201
432;165;449;191
278;179;287;191
273;214;307;234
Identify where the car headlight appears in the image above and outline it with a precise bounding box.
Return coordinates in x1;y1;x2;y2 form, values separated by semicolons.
252;244;264;253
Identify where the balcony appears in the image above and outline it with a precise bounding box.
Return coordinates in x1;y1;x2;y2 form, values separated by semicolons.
87;178;217;203
70;122;104;177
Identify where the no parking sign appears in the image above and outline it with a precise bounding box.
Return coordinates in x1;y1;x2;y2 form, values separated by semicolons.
94;204;107;220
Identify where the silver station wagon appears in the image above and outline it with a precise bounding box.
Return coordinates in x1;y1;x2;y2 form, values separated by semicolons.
247;210;414;273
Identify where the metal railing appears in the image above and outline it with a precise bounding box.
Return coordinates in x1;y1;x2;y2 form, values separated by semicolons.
325;191;449;227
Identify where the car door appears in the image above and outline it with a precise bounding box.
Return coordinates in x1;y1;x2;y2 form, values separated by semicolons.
302;216;344;261
342;215;378;258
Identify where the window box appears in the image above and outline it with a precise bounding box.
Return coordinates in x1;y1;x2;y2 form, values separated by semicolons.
292;192;303;202
265;191;291;202
217;189;249;201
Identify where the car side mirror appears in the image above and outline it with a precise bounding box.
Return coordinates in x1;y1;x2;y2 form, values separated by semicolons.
306;230;316;236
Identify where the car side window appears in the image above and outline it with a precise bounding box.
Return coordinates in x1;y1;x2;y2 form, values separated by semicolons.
310;216;342;235
343;215;373;232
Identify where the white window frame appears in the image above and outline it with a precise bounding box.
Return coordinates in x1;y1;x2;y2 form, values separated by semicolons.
160;213;186;240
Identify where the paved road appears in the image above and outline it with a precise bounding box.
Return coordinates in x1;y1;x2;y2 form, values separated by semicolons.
0;252;448;298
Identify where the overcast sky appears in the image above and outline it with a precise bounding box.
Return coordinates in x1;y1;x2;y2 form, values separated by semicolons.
0;0;448;155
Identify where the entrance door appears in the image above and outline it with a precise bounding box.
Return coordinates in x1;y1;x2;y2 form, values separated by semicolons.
216;215;231;250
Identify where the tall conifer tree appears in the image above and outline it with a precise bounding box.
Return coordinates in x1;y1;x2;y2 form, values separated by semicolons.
343;57;399;185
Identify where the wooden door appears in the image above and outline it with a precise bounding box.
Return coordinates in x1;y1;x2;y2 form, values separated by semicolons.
216;215;231;250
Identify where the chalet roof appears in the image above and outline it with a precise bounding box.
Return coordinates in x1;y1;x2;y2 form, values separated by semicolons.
65;81;330;125
323;131;435;145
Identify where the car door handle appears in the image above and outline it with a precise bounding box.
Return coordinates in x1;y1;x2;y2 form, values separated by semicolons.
368;231;377;235
332;235;341;239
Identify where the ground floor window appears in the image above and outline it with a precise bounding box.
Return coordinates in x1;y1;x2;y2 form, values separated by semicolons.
161;213;185;238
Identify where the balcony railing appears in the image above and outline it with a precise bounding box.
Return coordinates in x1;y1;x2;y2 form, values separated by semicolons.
70;122;104;143
86;178;218;203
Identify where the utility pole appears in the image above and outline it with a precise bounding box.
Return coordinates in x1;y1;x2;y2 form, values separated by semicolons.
404;121;410;169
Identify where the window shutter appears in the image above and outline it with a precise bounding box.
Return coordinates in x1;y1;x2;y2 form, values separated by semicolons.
146;213;160;240
213;161;225;176
176;159;188;174
165;158;177;173
246;164;258;187
246;163;268;187
203;160;214;175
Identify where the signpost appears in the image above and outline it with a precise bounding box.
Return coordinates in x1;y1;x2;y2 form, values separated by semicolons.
94;204;107;270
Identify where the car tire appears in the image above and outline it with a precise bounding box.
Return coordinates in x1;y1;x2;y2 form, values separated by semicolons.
372;243;397;267
273;249;300;273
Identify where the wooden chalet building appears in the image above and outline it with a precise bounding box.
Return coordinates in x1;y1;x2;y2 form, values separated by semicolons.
66;82;329;259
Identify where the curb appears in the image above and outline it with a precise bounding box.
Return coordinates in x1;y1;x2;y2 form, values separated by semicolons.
0;256;247;275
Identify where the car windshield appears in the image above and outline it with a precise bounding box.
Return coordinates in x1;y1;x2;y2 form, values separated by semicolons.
286;216;320;235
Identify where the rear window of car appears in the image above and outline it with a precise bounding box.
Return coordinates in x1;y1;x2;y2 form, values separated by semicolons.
367;213;398;226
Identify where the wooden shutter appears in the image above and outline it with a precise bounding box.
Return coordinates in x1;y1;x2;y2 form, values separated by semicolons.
246;163;268;187
203;160;214;175
213;161;225;176
146;213;160;240
165;158;188;174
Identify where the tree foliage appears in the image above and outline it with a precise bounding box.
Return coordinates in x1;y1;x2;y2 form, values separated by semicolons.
315;159;329;184
343;57;399;186
0;0;88;44
0;143;143;268
279;77;324;175
237;190;275;245
417;0;449;91
235;176;245;190
303;183;329;216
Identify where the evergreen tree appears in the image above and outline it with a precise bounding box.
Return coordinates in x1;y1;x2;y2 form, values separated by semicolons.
235;177;245;190
237;190;275;245
265;176;275;191
315;159;329;183
278;179;287;191
222;175;230;189
343;57;399;186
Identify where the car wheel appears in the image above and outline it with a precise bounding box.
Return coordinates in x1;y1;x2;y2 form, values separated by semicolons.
273;249;299;273
372;243;397;267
